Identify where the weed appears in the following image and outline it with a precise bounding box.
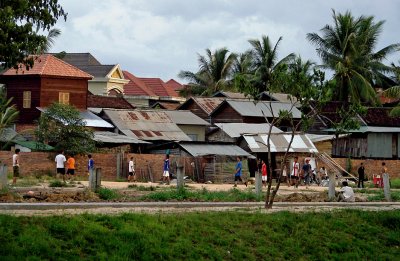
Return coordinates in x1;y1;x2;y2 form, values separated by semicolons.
140;187;262;202
367;191;400;201
96;187;120;200
390;178;400;189
128;184;156;191
49;180;68;187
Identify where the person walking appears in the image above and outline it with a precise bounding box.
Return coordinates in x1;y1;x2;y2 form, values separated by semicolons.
357;163;365;188
128;157;136;182
162;155;170;185
66;154;75;182
261;159;268;187
12;149;20;186
55;151;66;182
302;159;312;188
291;156;300;188
234;156;247;187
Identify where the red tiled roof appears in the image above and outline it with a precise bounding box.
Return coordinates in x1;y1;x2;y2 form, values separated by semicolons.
123;71;179;97
165;79;184;91
123;71;156;96
88;94;135;109
152;102;181;110
2;54;93;79
139;77;178;97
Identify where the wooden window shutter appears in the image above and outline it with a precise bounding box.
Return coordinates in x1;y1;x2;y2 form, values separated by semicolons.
59;92;70;105
23;91;31;108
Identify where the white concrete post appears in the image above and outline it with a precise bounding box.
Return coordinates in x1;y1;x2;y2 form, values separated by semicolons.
89;168;96;191
328;172;336;201
0;164;7;189
255;171;262;196
177;162;184;190
383;173;391;202
96;168;102;189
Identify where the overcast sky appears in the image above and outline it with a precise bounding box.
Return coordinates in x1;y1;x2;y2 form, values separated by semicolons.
52;0;400;82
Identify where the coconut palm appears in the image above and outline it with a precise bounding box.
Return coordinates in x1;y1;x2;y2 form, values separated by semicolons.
178;47;236;96
307;10;400;104
383;62;400;116
248;35;295;93
36;28;61;54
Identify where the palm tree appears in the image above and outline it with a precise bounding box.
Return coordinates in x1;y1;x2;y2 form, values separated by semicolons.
383;61;400;116
248;35;295;93
36;28;61;54
178;47;236;96
307;10;400;104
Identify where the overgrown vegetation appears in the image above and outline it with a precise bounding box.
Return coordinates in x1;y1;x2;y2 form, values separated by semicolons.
96;187;120;200
141;187;262;202
48;180;69;187
0;210;399;260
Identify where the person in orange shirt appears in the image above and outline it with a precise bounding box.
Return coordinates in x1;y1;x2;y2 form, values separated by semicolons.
66;154;76;181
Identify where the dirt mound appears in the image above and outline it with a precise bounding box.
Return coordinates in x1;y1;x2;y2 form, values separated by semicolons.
277;192;328;202
0;189;100;203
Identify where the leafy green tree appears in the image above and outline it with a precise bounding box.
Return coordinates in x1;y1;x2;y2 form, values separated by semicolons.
307;10;399;104
35;102;95;155
0;0;67;69
178;47;236;96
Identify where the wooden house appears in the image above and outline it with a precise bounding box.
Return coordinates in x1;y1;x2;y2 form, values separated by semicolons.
0;54;92;127
177;97;224;123
211;100;302;131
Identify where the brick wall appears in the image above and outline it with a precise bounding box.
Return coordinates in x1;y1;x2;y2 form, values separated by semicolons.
0;151;194;181
332;158;400;179
1;150;398;181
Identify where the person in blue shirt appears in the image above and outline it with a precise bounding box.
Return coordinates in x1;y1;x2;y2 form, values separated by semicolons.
162;154;170;185
88;154;94;172
234;156;247;187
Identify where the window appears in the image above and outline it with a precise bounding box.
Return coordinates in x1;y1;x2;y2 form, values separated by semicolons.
59;92;70;104
23;91;31;108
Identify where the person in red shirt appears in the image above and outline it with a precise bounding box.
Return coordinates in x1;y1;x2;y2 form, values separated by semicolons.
261;159;268;187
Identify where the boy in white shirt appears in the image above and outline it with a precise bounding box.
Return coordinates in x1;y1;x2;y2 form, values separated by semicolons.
338;181;355;202
128;157;136;182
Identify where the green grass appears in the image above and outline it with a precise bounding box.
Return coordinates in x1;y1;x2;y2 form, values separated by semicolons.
0;210;399;260
367;191;400;201
140;187;262;202
96;187;120;200
390;178;400;189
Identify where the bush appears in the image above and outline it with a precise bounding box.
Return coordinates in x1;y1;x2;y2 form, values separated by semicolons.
49;180;68;187
96;187;120;200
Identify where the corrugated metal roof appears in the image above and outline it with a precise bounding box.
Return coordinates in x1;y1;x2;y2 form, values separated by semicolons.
243;133;318;153
93;131;149;144
325;126;400;133
225;100;302;119
103;109;191;141
180;143;253;157
164;110;210;125
215;123;282;138
37;107;114;128
194;97;224;115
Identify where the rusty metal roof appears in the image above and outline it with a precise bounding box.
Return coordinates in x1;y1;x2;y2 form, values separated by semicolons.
243;133;318;153
103;109;192;141
178;97;224;116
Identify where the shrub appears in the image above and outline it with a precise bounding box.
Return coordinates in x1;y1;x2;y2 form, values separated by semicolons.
49;180;68;187
96;187;120;200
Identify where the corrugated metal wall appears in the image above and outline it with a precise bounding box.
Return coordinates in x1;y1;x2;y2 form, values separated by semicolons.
367;133;392;158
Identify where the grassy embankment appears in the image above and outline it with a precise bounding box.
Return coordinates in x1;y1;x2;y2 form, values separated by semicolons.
0;210;399;260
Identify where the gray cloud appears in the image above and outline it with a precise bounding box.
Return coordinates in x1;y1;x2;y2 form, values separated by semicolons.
52;0;400;81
